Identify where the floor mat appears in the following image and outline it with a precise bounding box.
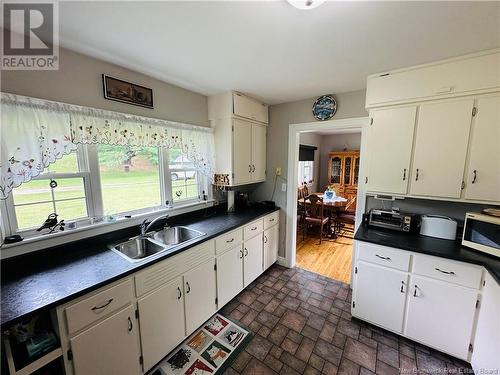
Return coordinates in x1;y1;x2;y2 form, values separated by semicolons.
150;314;253;375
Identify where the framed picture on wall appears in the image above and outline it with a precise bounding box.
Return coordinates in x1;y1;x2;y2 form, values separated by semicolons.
102;74;154;108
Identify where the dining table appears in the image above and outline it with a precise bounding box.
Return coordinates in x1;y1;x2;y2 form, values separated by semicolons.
298;192;348;239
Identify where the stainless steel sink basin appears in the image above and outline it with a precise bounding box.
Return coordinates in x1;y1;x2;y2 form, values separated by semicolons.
110;226;205;262
152;226;205;246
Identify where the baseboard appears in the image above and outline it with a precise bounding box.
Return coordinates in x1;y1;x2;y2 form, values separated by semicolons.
276;256;288;267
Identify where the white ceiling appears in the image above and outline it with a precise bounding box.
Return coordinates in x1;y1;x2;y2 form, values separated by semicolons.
18;1;500;104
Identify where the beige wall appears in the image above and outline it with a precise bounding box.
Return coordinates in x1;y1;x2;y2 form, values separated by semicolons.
252;90;367;256
1;47;209;127
319;133;362;189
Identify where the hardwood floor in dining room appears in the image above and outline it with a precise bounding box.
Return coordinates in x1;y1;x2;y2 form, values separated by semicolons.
296;232;353;284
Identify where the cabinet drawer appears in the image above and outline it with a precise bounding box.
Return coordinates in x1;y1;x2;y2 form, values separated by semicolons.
263;212;279;230
216;229;243;254
244;219;264;239
65;279;133;335
357;242;411;271
412;254;483;289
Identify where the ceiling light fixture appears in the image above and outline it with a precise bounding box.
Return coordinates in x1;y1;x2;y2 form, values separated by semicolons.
287;0;326;10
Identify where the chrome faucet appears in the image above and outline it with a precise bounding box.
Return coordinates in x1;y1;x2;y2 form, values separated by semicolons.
139;214;169;237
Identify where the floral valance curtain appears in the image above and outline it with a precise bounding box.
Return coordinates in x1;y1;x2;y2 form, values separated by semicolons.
0;93;215;200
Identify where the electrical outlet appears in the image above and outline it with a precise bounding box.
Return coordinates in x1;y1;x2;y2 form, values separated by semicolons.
281;183;287;192
275;167;282;176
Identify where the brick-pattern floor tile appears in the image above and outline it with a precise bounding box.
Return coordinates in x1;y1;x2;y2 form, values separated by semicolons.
215;265;471;375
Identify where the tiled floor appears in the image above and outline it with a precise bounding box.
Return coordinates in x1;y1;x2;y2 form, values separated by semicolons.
220;265;472;375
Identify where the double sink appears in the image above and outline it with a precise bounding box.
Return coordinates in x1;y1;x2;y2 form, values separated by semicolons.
109;226;205;262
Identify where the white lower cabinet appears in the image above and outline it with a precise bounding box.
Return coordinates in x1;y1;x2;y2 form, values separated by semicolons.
353;240;485;363
70;305;141;375
471;271;500;373
137;277;185;372
353;261;408;333
263;224;279;270
405;275;478;360
243;234;263;287
184;260;217;333
216;245;244;308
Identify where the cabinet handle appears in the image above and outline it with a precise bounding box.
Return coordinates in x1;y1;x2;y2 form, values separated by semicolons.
239;249;243;259
413;285;419;297
400;281;406;293
226;238;234;243
402;168;406;181
244;248;248;257
264;235;268;244
249;165;252;173
128;317;133;332
251;226;257;231
186;282;191;294
375;254;391;261
415;169;419;181
270;218;275;222
472;170;477;184
91;298;113;311
177;287;182;299
435;267;455;275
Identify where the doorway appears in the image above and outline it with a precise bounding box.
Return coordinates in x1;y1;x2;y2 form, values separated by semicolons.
285;117;370;284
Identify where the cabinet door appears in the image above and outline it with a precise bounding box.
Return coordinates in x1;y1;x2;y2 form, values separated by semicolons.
471;272;500;373
353;261;408;334
137;277;185;372
405;276;478;360
233;119;252;185
243;234;263;287
251;123;267;182
367;106;417;194
410;99;473;198
329;155;343;185
184;259;217;334
343;155;353;185
263;225;279;270
353;156;360;186
465;95;500;202
70;305;141;375
217;245;244;308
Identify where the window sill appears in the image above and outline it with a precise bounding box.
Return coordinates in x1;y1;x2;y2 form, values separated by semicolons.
1;200;216;259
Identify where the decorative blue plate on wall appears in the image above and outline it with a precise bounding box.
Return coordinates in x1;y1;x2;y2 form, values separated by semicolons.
312;95;337;121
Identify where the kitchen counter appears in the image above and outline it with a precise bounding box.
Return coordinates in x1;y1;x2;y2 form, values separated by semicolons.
355;225;500;284
0;205;279;327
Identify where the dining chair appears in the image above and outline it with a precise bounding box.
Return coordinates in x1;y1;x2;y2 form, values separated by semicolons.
303;194;329;244
334;196;356;237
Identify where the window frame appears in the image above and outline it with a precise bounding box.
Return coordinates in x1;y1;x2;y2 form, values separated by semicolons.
1;144;210;238
298;160;314;186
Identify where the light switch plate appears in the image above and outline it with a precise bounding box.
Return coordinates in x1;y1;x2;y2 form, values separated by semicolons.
281;183;287;192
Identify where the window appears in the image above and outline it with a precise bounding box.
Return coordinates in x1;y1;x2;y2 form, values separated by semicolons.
97;144;162;215
10;149;91;230
298;161;314;186
168;148;200;203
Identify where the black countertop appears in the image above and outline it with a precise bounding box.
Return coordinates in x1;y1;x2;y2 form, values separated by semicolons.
355;225;500;284
0;205;279;327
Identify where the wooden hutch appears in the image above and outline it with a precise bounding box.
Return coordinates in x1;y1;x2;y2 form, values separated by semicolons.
327;150;360;210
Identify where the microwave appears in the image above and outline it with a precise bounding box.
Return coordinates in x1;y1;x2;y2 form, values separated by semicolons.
462;212;500;258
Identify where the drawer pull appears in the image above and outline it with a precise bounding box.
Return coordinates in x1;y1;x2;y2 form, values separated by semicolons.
251;226;257;231
435;267;455;275
226;238;234;243
402;168;406;181
128;317;133;332
415;168;419;181
264;235;268;244
375;254;391;261
239;249;243;259
91;298;113;311
472;170;477;184
269;218;275;222
177;287;182;300
186;282;191;294
400;281;406;293
244;248;248;257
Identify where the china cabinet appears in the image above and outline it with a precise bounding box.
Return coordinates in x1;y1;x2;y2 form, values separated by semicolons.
327;150;360;209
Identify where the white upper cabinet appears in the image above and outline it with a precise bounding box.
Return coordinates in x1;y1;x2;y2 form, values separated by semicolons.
209;92;268;187
410;99;473;199
366;50;500;108
464;95;500;202
367;106;416;195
